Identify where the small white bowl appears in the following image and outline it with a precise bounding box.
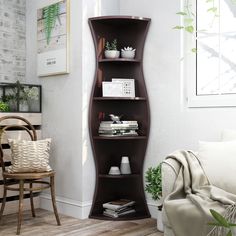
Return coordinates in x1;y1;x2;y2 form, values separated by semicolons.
104;50;120;59
121;50;135;59
109;166;121;175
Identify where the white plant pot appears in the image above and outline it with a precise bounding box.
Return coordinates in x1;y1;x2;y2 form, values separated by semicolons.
104;50;120;59
157;209;164;232
121;50;135;59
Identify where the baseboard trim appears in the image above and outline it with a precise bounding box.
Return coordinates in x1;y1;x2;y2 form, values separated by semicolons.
40;193;92;219
40;194;158;220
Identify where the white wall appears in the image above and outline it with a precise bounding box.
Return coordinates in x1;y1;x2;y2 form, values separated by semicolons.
26;0;119;218
119;0;236;212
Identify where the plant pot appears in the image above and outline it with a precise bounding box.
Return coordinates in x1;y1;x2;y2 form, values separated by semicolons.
157;209;164;232
121;50;135;59
19;101;29;112
104;50;120;59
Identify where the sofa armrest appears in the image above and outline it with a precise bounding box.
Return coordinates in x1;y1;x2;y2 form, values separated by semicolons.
162;158;181;199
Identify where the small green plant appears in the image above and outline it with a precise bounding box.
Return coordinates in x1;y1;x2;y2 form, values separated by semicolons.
43;2;60;45
208;209;236;236
105;39;118;51
145;164;162;201
0;101;10;112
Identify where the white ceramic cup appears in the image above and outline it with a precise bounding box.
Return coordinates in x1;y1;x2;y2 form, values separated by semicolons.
120;156;131;174
109;166;121;175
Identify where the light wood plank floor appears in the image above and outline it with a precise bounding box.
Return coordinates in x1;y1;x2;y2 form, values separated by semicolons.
0;209;164;236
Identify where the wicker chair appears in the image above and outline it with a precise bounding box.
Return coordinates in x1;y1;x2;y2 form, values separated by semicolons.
0;116;61;235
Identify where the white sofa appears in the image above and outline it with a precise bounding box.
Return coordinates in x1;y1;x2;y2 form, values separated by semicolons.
161;129;236;236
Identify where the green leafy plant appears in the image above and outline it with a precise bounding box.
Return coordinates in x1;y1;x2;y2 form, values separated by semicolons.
105;39;118;51
208;209;236;236
145;164;162;205
43;2;60;45
0;101;10;112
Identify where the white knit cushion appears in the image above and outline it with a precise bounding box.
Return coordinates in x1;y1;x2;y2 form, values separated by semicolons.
8;138;52;173
221;129;236;141
198;140;236;195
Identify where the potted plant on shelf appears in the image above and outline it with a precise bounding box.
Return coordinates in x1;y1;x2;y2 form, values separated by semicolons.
121;47;136;59
104;39;120;59
145;163;163;232
0;101;10;112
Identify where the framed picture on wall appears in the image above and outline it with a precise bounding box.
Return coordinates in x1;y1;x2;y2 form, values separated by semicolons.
37;0;70;77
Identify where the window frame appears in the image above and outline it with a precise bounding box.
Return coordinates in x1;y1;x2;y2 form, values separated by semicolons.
186;0;236;108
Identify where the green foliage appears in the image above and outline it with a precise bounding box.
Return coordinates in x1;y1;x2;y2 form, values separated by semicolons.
145;164;162;201
208;209;236;236
105;39;118;51
0;102;10;112
43;2;60;45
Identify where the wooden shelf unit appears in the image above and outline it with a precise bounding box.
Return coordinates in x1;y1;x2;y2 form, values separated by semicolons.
88;16;151;220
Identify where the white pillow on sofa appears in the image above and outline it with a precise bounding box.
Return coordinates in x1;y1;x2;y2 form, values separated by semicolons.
198;140;236;195
221;129;236;141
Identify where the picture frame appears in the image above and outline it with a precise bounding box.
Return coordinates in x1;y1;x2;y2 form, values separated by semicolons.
37;0;70;77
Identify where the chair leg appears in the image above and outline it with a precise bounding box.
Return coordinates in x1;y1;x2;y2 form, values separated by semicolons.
17;180;24;235
0;186;7;223
50;176;61;226
30;182;35;217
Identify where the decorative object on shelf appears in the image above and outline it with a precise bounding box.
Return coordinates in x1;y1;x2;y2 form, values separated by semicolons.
112;78;135;97
102;79;135;98
37;0;70;76
99;120;139;137
108;166;121;175
0;81;42;113
120;156;131;175
109;114;122;123
89;16;151;221
121;47;136;59
0;102;10;112
103;199;136;218
104;39;120;59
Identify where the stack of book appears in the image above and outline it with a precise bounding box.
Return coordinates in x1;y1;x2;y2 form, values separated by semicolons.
103;199;136;218
99;121;138;137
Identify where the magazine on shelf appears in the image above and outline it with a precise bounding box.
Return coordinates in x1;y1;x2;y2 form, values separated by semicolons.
102;199;135;211
103;209;136;218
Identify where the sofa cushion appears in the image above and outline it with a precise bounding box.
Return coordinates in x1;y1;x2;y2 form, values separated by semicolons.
198;140;236;195
221;129;236;141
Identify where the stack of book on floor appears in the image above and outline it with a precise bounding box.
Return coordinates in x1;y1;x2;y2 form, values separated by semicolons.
103;199;136;218
99;121;138;137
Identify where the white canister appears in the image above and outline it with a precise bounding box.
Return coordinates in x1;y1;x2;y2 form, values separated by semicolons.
120;156;131;174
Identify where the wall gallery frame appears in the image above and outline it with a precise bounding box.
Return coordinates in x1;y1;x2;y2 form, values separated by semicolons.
37;0;70;77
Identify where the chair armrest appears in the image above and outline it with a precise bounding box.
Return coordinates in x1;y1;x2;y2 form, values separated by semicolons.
162;158;181;199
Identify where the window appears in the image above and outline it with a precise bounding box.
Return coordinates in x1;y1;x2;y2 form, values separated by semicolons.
187;0;236;107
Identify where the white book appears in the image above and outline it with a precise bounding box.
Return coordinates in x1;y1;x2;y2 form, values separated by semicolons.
103;199;135;211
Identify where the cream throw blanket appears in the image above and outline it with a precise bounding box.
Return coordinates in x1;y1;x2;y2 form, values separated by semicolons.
163;150;236;236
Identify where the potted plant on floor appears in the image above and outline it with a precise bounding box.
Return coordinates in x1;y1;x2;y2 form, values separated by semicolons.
145;163;163;232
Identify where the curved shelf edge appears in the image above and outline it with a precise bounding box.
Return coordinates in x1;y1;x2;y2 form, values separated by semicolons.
93;136;147;140
99;174;140;179
99;58;141;63
93;97;146;101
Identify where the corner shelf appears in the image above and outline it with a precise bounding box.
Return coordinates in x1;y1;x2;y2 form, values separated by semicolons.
88;16;151;221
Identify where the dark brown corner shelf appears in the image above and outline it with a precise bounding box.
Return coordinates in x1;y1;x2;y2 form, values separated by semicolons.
88;16;151;221
93;97;146;101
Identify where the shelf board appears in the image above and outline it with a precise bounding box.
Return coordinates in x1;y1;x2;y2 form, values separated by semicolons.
90;211;150;221
93;136;147;140
98;58;141;63
93;97;146;101
99;174;140;179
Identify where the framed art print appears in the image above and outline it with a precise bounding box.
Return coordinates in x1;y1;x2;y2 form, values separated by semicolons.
37;0;70;77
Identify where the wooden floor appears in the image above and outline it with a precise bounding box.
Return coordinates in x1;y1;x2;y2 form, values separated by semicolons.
0;209;164;236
